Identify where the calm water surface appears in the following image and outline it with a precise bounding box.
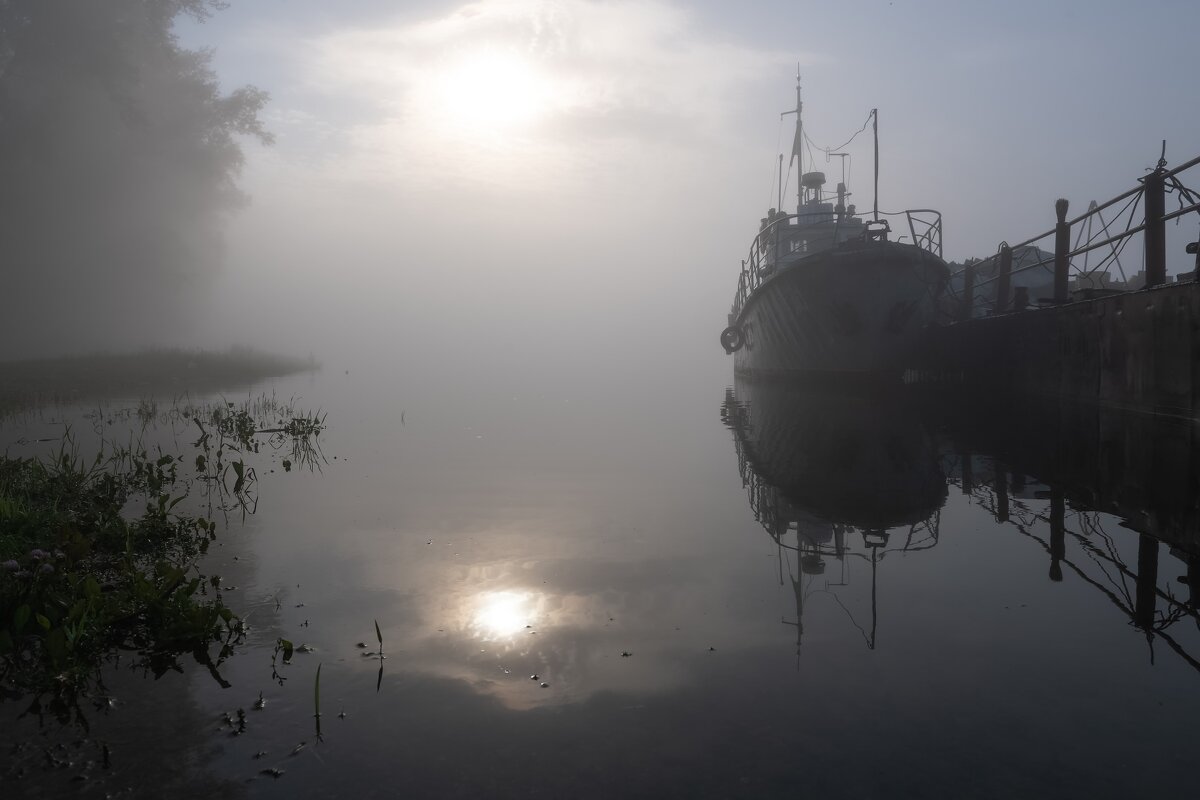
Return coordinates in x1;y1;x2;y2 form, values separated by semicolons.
4;364;1199;798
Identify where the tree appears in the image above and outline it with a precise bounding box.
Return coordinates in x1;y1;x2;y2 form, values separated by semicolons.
0;0;271;356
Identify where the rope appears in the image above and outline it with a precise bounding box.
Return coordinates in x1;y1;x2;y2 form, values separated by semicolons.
1071;191;1141;283
802;110;875;156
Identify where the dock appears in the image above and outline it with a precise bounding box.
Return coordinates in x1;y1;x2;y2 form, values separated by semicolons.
909;151;1200;418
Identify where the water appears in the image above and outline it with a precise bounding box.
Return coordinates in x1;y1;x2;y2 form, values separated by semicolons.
3;365;1199;798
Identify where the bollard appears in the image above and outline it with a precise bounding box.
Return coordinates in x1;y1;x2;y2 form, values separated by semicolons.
1144;169;1166;288
996;244;1012;314
1054;198;1070;303
1012;285;1029;311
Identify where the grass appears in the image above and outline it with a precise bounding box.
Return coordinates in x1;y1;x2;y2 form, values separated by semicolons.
0;396;327;724
314;662;322;739
0;347;318;415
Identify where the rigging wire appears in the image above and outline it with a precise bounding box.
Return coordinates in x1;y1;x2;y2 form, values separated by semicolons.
802;110;875;157
767;108;877;208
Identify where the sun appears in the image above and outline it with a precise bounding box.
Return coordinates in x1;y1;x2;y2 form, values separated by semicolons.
426;49;555;136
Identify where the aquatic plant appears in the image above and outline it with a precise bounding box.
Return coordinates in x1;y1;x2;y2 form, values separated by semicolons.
375;619;385;692
314;662;322;739
0;397;328;723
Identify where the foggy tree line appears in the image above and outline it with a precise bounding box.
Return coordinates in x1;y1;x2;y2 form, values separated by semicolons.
0;0;269;356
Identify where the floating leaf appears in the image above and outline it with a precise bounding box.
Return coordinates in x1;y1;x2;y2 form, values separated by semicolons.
13;604;30;633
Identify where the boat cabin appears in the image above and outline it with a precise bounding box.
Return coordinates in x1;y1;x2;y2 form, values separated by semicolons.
757;171;866;275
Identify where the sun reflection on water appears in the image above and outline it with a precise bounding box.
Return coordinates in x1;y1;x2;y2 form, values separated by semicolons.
471;590;536;640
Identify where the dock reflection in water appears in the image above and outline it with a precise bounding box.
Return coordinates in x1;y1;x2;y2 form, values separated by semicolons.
722;378;1200;673
939;392;1200;673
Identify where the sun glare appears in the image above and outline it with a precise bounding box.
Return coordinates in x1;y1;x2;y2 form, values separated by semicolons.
472;590;535;639
428;50;554;136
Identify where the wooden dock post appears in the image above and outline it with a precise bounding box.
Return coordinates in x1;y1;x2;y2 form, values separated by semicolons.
961;263;976;321
1134;532;1159;629
996;244;1012;314
1049;488;1065;582
1054;198;1070;303
1144;168;1166;288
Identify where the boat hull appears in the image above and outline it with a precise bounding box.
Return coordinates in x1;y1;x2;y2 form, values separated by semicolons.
732;241;948;377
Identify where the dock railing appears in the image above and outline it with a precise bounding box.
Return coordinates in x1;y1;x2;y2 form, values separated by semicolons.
729;208;944;323
949;153;1200;320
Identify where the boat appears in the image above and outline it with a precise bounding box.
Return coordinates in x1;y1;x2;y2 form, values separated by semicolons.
721;77;951;378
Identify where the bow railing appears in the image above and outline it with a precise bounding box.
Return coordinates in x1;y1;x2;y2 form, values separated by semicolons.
729;208;945;323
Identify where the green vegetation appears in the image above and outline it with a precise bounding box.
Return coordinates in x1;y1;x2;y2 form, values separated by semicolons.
0;347;318;416
0;396;325;723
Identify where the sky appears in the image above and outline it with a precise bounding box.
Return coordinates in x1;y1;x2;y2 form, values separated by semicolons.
170;0;1200;380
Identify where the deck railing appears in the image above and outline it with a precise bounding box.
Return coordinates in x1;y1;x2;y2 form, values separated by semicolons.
729;209;943;323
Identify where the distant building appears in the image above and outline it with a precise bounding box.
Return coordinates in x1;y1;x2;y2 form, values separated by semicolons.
945;245;1145;318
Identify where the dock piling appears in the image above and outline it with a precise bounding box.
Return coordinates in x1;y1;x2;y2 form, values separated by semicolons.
996;244;1012;314
1054;198;1070;303
1135;532;1160;629
1144;168;1167;288
961;263;976;322
1049;488;1065;582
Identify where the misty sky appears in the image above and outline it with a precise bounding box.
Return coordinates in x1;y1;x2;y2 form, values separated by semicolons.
166;0;1199;379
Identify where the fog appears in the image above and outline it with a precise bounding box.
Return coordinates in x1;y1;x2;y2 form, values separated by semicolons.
4;0;1199;387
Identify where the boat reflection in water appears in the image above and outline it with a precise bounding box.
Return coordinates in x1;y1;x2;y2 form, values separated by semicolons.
721;378;947;657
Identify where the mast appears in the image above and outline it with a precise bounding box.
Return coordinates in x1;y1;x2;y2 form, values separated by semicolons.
872;108;879;222
794;72;803;213
781;69;804;213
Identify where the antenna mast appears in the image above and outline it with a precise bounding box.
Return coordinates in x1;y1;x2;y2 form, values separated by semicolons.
872;108;879;222
795;72;803;213
780;69;805;213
